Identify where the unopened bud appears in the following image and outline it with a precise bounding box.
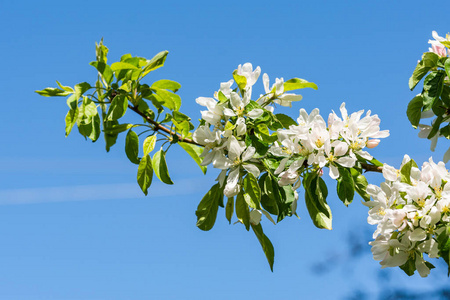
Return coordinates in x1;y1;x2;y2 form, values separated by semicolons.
366;139;380;149
318;169;324;177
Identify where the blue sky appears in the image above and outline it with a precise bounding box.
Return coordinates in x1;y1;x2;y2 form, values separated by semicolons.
1;0;450;299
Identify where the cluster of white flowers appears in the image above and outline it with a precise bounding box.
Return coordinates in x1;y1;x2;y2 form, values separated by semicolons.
271;103;389;186
365;155;450;277
417;31;450;162
193;63;305;198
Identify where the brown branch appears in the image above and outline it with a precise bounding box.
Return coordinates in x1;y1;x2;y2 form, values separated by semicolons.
128;104;202;146
360;163;383;173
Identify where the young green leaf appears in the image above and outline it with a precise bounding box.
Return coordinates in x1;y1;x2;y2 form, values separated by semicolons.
103;123;133;135
151;88;181;111
104;120;119;152
251;223;275;272
111;62;140;72
74;82;91;100
423;70;446;104
409;52;439;90
35;87;72;97
143;135;157;156
236;191;250;231
137;154;153;195
225;197;234;224
142;51;169;77
56;81;74;93
243;173;261;209
178;142;207;174
152;148;174;185
232;70;247;92
303;172;332;230
151;79;181;92
90;61;114;85
195;183;220;231
275;113;297;128
125;129;140;164
350;168;370;202
283;78;318;91
65;108;78;137
399;159;418;185
336;167;355;206
107;95;128;121
406;95;424;129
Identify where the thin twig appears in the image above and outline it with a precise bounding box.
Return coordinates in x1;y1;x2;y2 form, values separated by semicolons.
128;104;201;146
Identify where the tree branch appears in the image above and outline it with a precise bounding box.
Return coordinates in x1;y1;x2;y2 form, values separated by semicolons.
127;104;202;146
360;163;383;173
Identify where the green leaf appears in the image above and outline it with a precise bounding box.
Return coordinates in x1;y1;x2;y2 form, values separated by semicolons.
441;85;450;107
107;95;128;121
141;51;169;78
103;123;133;135
350;168;370;202
243;173;261;209
444;57;450;78
95;39;109;63
151;88;181;111
125;129;140;164
111;62;140;72
66;94;77;110
399;257;416;276
137;154;153;195
275;113;297;128
232;70;247;92
406;95;424;129
74;82;91;100
65;108;78;137
104;120;119;152
217;91;228;103
336;167;354;206
259;174;279;216
409;52;439;90
255;123;277;143
120;54;132;62
441;124;450;139
178;142;207;174
151;79;181;92
437;226;450;275
236;191;250;231
399;159;418;185
152;148;174;185
90;61;113;85
225;197;234;224
283;78;318;91
195;183;220;231
423;70;446;104
143;135;157;156
56;81;74;93
251;223;275;272
303;172;332;230
76;97;100;141
35;87;71;97
428;115;443;139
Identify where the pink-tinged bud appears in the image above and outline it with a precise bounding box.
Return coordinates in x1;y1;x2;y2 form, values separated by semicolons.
431;43;448;57
366;139;380;149
318;169;324;177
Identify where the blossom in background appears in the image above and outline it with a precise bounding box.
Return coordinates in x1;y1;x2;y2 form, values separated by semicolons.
365;156;450;277
428;31;448;57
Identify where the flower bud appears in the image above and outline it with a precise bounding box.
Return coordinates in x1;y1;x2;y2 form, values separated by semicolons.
366;139;380;149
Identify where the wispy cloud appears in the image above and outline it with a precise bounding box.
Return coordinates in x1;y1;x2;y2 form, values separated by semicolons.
0;178;206;205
